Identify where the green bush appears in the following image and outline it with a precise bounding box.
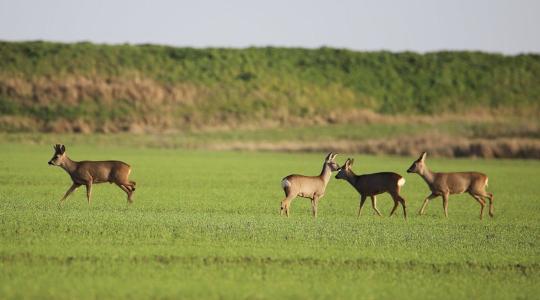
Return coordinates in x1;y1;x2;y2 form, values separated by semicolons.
0;41;538;126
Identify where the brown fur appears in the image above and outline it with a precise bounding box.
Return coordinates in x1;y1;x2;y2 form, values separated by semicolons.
48;144;136;205
280;152;340;217
407;152;494;219
336;158;407;218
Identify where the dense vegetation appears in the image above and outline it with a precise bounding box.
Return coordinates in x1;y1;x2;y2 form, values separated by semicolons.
0;41;539;132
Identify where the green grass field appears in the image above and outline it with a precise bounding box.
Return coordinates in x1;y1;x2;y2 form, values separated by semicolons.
0;143;539;299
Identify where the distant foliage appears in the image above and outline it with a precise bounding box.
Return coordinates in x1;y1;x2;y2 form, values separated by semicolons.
0;41;538;131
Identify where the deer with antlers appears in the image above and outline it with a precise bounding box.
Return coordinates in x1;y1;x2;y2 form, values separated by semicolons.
335;158;407;218
48;144;136;205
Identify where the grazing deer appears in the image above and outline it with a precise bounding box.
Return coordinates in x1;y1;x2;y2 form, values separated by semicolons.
335;158;407;218
280;152;340;217
48;144;136;205
407;152;493;219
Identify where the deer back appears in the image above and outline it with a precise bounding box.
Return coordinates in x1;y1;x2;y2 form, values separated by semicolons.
431;172;487;194
73;160;131;184
354;172;403;195
283;174;326;196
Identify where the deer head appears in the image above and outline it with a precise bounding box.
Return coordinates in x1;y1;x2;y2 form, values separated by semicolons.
325;152;340;171
48;144;67;166
407;152;427;174
335;158;354;179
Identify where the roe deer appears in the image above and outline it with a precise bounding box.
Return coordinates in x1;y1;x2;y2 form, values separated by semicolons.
280;152;340;217
335;158;407;218
48;144;136;205
407;152;493;219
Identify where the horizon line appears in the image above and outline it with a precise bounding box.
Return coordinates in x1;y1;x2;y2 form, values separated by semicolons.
2;38;538;56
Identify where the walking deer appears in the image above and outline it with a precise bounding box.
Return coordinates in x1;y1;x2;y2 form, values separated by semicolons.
335;158;407;218
280;152;340;217
48;144;136;205
407;152;493;219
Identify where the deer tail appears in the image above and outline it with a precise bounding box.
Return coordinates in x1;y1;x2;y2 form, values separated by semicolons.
281;178;291;195
281;178;290;188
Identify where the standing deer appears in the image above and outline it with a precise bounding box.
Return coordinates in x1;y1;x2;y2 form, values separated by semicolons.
407;152;494;219
335;158;407;218
280;152;340;217
48;144;136;205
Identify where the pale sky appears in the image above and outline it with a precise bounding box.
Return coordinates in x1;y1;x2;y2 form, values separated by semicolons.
1;0;539;54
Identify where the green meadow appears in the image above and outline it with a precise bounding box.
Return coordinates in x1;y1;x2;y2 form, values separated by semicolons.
0;143;539;299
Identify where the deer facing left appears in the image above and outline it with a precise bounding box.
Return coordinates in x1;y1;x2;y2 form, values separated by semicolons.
48;144;136;205
335;158;407;219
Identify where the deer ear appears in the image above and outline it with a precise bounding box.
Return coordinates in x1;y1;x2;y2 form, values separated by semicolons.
419;152;427;162
331;153;338;160
325;152;333;161
349;158;355;167
60;145;66;154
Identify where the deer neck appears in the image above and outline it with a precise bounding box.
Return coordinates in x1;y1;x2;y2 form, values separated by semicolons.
319;163;333;186
60;156;78;174
344;169;358;186
419;166;435;186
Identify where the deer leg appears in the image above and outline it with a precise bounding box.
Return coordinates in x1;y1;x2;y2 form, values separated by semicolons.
389;200;399;217
470;193;486;220
129;181;136;191
477;192;494;218
59;183;80;204
124;185;133;203
358;195;367;217
478;192;494;217
85;182;92;205
389;196;399;217
371;196;382;217
311;196;320;218
442;192;449;218
487;192;494;217
389;192;407;219
419;193;437;215
116;183;133;204
124;182;135;193
280;197;288;216
281;196;294;217
285;197;293;217
121;183;134;203
400;196;407;219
